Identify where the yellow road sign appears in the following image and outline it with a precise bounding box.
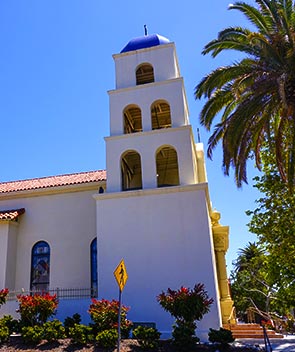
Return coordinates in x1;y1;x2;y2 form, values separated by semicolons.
114;259;128;291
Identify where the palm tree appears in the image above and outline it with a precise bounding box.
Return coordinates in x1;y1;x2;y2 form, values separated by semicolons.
233;242;264;273
195;0;295;190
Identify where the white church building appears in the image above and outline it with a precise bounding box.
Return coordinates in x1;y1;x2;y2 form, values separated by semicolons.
0;33;234;339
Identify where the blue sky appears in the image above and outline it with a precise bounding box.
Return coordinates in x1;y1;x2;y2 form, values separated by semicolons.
0;0;259;273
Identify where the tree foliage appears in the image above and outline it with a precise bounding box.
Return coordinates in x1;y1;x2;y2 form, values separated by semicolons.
246;147;295;308
195;0;295;190
230;242;282;321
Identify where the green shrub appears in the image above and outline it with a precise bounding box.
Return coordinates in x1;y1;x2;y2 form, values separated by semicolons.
208;327;235;345
0;289;9;306
64;313;81;337
42;320;65;342
133;325;161;350
0;315;20;334
68;323;93;345
157;283;213;350
95;328;118;349
21;325;43;345
0;324;9;344
89;298;132;337
17;293;58;326
172;321;200;351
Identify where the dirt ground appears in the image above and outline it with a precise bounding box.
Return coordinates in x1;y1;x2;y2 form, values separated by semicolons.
0;336;262;352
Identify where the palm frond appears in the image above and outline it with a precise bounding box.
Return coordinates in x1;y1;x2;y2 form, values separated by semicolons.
202;27;259;57
195;63;254;99
255;0;281;30
195;0;295;189
229;2;274;35
277;1;294;48
199;87;234;129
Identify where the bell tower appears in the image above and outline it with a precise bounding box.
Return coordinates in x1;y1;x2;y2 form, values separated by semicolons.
106;34;198;193
94;33;231;339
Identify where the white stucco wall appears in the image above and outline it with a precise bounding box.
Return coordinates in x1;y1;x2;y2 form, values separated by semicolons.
0;188;98;292
106;126;198;192
95;184;221;339
109;79;189;135
113;44;180;89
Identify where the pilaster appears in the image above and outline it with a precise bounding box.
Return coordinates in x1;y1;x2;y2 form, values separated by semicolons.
0;221;19;290
211;211;236;324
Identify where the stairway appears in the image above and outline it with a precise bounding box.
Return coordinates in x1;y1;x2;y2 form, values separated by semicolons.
223;323;284;339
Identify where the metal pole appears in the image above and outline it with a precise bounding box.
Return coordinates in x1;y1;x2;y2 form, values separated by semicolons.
262;324;272;352
117;289;122;352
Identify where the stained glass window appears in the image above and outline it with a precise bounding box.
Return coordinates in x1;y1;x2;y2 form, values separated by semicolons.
30;241;50;292
91;238;98;297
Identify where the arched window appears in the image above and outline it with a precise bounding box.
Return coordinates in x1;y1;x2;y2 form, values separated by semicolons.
136;63;154;85
121;150;143;191
156;146;180;187
30;241;50;292
123;105;142;134
151;101;171;130
90;238;98;298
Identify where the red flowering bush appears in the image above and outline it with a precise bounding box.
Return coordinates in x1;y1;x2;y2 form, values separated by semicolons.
0;289;9;306
157;283;213;350
88;298;132;338
157;284;213;323
17;293;58;326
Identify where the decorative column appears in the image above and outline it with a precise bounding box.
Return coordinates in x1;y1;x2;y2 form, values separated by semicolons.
211;210;236;325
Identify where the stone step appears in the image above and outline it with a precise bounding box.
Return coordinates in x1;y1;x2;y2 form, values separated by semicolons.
223;324;284;339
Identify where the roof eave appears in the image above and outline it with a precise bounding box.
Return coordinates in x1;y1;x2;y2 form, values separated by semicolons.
0;179;106;200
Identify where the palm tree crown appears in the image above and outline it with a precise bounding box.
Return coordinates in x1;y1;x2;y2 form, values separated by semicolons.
233;242;264;272
195;0;295;189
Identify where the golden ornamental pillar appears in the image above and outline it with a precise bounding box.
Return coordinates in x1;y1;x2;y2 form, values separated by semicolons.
211;210;236;325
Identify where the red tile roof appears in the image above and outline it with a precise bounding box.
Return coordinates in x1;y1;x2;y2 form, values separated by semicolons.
0;170;106;194
0;208;25;220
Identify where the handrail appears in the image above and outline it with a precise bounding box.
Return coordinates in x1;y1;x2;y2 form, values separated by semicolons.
262;324;273;352
227;306;236;325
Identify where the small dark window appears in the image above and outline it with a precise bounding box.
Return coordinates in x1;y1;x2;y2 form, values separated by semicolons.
91;238;98;298
151;101;172;130
121;151;143;191
30;241;50;292
124;106;143;134
156;146;180;187
136;64;154;85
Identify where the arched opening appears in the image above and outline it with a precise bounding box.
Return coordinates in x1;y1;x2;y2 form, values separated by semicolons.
151;101;172;130
90;238;98;298
156;146;180;187
30;241;50;292
121;150;143;191
136;63;154;85
123;105;142;134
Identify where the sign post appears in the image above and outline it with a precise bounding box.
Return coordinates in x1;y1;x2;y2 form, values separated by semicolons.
114;259;128;352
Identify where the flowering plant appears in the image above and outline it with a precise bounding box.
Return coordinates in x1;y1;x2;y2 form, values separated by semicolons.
88;298;132;337
157;283;213;322
0;289;9;306
157;283;213;350
17;293;58;326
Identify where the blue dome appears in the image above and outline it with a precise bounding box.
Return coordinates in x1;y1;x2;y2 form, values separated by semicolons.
120;34;170;53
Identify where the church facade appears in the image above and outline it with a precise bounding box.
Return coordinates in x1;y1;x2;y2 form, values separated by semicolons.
0;34;234;339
